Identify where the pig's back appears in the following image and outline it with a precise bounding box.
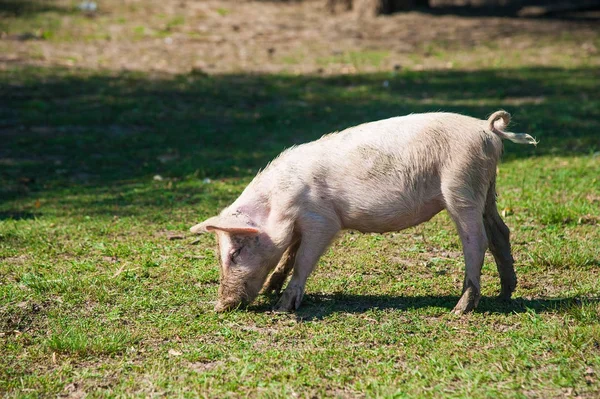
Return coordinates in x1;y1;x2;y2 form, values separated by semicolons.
325;112;483;149
281;112;502;232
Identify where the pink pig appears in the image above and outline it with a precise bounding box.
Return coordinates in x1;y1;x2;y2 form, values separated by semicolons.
191;111;537;314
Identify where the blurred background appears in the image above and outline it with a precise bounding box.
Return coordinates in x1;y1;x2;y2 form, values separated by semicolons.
0;0;599;208
2;0;599;74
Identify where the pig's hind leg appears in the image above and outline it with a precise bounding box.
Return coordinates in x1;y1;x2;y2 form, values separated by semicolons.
261;240;300;295
443;186;488;315
483;182;517;301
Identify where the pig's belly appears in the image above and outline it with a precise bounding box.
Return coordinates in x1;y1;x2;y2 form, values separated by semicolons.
339;197;445;234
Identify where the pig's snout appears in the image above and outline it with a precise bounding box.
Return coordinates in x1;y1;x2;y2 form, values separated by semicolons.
215;280;251;312
215;268;270;312
214;293;252;312
214;299;240;312
214;287;245;312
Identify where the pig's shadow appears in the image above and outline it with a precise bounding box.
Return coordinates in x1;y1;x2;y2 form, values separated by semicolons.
254;293;598;321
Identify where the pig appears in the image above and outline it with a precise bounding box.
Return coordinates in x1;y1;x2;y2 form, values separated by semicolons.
190;110;537;315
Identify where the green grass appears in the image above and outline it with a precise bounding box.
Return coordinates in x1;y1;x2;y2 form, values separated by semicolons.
1;64;598;397
1;2;600;397
317;51;390;70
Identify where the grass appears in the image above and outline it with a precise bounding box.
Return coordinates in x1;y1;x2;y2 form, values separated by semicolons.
1;65;598;398
1;1;600;398
317;51;390;70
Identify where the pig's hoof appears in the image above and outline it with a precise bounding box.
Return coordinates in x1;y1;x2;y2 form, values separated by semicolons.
451;286;480;315
497;292;513;302
498;280;516;301
273;286;303;312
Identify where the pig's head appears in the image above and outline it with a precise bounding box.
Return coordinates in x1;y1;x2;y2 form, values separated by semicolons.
190;209;290;312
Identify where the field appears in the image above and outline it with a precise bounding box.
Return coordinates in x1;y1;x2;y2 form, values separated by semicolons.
1;0;599;397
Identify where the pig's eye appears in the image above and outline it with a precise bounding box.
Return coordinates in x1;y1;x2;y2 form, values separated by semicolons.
229;248;242;264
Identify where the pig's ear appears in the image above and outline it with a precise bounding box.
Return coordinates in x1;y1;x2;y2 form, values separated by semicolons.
190;216;260;235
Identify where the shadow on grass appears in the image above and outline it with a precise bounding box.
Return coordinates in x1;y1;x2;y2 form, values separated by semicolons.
1;65;599;213
252;293;600;321
0;0;71;17
0;210;38;220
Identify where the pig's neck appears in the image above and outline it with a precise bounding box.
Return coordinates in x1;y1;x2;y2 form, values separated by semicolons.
229;180;272;226
232;166;298;225
245;164;293;200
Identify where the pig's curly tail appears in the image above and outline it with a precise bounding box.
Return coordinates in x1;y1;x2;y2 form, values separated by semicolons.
488;110;538;146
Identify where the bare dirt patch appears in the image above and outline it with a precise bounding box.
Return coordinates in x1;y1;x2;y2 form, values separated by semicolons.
0;299;48;336
1;0;598;74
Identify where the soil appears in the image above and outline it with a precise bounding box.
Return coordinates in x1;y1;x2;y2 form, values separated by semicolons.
0;0;598;74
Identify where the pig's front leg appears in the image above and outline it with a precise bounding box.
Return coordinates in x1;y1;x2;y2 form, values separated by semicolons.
261;240;300;295
274;217;340;312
